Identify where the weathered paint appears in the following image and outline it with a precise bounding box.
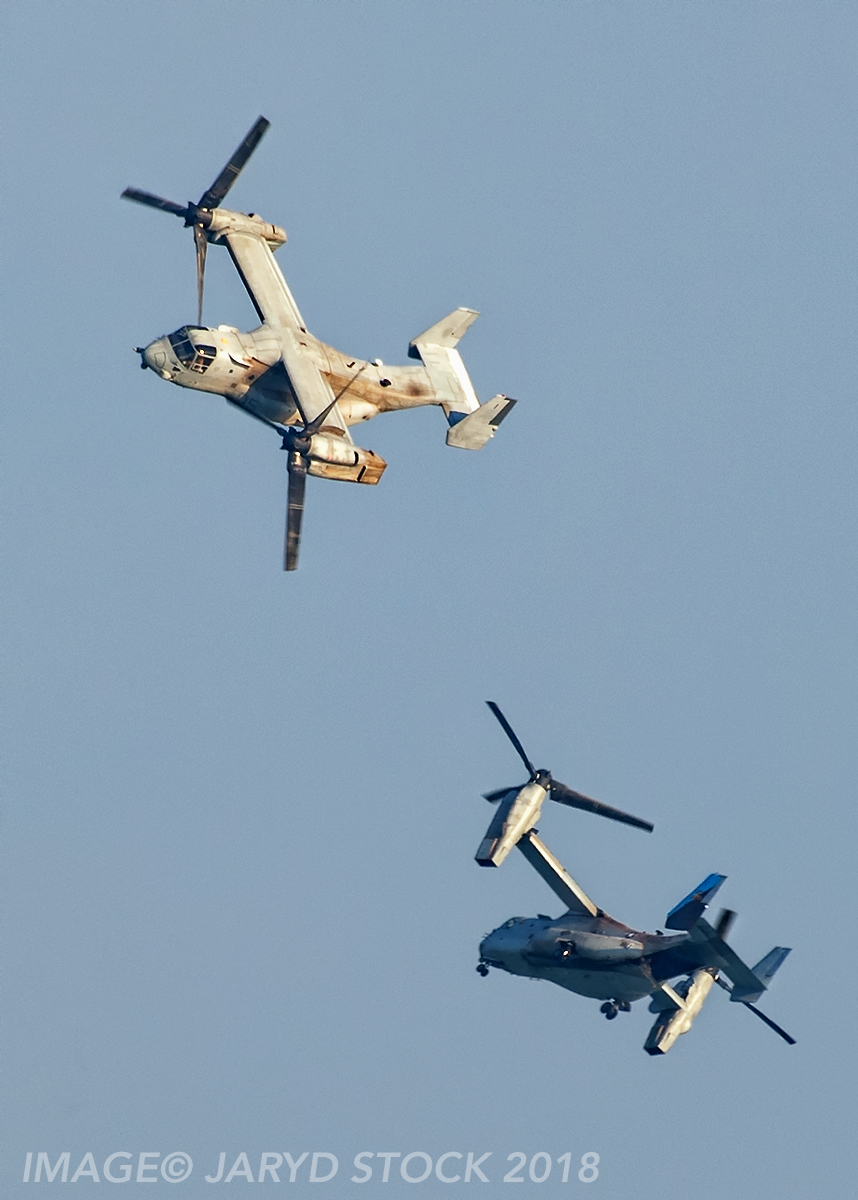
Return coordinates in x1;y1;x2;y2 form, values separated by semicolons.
125;118;513;570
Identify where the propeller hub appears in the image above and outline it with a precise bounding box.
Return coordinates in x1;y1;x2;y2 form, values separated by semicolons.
182;204;213;229
281;427;312;456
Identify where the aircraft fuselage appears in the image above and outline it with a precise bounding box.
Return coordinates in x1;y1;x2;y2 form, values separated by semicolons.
479;912;690;1004
139;322;439;431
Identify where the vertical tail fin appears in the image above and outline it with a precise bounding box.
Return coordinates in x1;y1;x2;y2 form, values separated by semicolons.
665;874;727;930
750;947;791;989
409;308;516;449
409;307;481;418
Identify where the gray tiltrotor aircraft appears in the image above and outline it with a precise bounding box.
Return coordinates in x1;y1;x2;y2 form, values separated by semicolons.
475;703;795;1055
123;117;514;569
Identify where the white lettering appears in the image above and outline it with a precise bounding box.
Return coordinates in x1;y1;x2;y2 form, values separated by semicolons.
401;1153;432;1183
376;1153;401;1183
35;1153;70;1183
137;1153;160;1183
578;1153;599;1184
258;1154;283;1183
23;1153;33;1183
309;1153;338;1183
71;1153;100;1183
435;1153;463;1183
104;1152;133;1183
503;1154;526;1183
283;1153;308;1182
465;1152;492;1183
225;1153;255;1183
529;1154;551;1183
351;1154;373;1183
161;1154;193;1183
206;1153;226;1183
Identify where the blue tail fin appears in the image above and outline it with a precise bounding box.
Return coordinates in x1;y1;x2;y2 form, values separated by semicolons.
665;873;727;930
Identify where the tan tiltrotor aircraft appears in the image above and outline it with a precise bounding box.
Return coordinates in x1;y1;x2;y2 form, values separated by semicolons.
124;117;515;569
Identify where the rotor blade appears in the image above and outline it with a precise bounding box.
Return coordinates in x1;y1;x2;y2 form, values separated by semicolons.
715;908;737;940
193;223;208;326
485;702;536;778
285;454;307;572
482;786;521;804
549;780;654;832
121;188;188;217
197;116;270;210
742;1002;796;1045
304;397;340;437
291;389;338;433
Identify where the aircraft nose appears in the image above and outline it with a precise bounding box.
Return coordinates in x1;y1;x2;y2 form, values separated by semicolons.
480;929;502;958
140;339;171;377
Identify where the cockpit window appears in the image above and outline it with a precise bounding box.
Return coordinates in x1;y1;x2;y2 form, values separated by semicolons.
168;329;196;365
168;328;217;373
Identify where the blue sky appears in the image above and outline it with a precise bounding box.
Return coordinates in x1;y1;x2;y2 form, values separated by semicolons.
3;2;856;1196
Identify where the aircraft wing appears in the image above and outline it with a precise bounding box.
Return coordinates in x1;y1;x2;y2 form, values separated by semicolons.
224;229;352;438
517;830;598;917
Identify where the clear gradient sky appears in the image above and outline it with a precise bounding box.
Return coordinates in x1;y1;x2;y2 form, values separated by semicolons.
3;3;857;1197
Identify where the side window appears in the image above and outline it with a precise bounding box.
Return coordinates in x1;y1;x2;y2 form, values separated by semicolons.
191;345;217;373
194;343;216;369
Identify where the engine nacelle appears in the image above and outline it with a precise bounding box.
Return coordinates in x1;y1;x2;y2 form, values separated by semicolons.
305;435;387;485
644;969;716;1055
206;207;287;248
475;781;548;867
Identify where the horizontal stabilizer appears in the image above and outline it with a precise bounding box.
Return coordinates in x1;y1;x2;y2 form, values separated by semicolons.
665;873;727;930
688;917;771;1003
446;395;516;450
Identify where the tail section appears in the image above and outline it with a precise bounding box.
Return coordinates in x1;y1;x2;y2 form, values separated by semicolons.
409;308;480;352
446;394;516;449
665;873;727;930
646;873;794;1052
409;307;516;449
751;946;791;990
666;874;791;1004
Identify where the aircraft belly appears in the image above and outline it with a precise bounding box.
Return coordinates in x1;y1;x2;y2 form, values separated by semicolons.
539;962;654;1003
487;945;655;1003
